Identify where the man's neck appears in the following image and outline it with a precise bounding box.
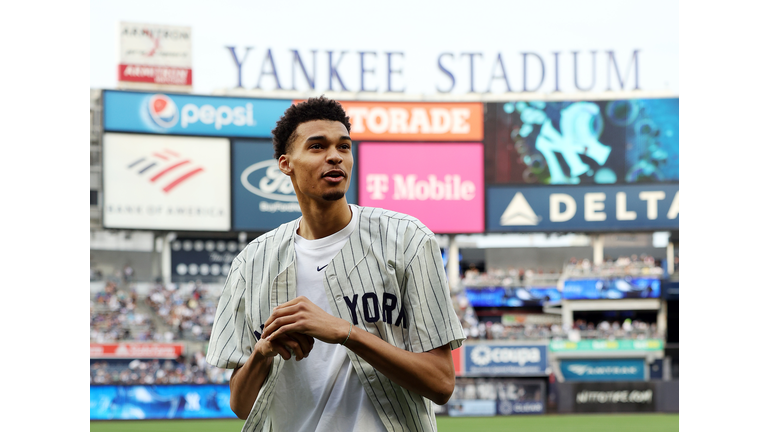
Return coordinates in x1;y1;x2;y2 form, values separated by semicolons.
296;198;352;240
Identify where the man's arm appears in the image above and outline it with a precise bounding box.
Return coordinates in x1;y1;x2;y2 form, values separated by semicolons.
228;333;314;419
261;297;455;405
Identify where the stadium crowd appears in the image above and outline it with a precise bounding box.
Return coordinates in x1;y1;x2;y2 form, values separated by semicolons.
564;254;666;278
90;351;231;385
144;281;217;341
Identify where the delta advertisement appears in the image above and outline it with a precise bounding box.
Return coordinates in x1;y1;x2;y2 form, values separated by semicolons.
358;142;484;233
462;343;547;376
170;238;245;281
486;183;679;232
464;286;561;307
562;277;661;300
483;99;679;186
103;90;291;137
560;359;646;382
90;384;237;420
443;378;545;417
102;133;231;231
232;140;359;232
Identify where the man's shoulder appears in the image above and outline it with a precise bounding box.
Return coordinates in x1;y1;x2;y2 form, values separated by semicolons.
237;218;300;261
356;205;435;239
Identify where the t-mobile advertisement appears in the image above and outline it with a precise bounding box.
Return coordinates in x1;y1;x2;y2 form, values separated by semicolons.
358;142;484;233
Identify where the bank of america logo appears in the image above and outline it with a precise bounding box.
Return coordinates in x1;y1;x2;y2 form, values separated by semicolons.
500;192;541;226
127;149;204;193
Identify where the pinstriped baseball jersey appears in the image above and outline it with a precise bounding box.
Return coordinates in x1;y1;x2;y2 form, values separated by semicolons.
206;205;466;432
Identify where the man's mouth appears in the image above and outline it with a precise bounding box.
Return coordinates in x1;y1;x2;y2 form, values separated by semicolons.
322;170;346;180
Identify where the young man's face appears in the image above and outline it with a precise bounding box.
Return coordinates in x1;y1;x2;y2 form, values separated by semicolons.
278;119;353;204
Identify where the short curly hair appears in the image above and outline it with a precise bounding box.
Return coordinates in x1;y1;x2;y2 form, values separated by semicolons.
271;96;352;160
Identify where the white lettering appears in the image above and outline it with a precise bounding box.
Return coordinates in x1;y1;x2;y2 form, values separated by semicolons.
429;108;451;134
550;193;576;222
616;192;637;220
215;105;233;129
393;174;416;200
667;191;679;219
409;108;432;133
366;174;389;200
450;108;471;134
198;105;216;124
584;192;607;221
388;108;409;133
639;191;665;220
367;107;390;134
180;103;198;127
347;107;368;133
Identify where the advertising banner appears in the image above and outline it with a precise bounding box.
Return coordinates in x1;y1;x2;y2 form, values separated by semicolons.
90;343;184;359
550;339;663;353
663;281;679;300
90;384;236;419
571;381;655;413
486;183;679;232
358;142;484;233
465;286;561;307
171;238;244;281
463;343;547;376
448;377;546;416
484;99;679;186
337;101;483;141
118;22;193;86
560;359;646;381
103;90;292;137
102;133;231;231
563;277;660;300
232;140;358;232
501;313;562;326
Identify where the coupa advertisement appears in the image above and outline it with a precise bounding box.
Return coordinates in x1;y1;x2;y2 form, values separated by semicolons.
102;133;231;231
232;140;358;232
358;142;484;234
484;99;679;185
486;183;678;232
443;378;545;417
560;359;646;382
103;90;291;137
462;343;547;376
90;384;236;420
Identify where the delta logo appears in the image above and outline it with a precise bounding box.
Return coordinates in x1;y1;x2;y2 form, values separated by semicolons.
127;148;204;193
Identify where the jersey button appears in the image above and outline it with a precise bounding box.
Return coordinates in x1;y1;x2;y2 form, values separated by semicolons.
328;274;337;281
335;295;342;302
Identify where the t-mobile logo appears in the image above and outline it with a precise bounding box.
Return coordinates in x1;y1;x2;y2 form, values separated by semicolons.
365;173;476;201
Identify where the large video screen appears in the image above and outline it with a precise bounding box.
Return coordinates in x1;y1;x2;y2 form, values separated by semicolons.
90;384;236;420
484;98;678;185
563;277;661;300
464;287;561;307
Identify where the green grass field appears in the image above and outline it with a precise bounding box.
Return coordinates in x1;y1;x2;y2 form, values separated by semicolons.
90;413;678;432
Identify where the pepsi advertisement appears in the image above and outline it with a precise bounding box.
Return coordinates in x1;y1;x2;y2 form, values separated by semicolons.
464;287;561;308
486;183;679;233
563;277;660;300
560;359;646;382
90;385;236;420
232;140;358;232
103;90;292;137
464;343;548;376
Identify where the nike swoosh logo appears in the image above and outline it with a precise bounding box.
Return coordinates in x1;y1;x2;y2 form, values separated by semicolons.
317;265;328;272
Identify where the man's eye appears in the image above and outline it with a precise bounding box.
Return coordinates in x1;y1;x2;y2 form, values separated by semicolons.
310;144;322;149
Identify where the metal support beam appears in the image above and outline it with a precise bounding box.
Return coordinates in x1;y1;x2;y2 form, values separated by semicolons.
447;234;460;292
592;234;605;265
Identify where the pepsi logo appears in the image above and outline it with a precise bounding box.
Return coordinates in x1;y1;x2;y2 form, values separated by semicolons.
147;94;179;128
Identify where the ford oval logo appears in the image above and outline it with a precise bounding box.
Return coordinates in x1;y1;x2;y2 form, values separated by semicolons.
240;160;297;202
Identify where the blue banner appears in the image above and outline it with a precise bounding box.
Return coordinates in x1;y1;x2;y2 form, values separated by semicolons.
560;359;646;381
464;343;548;376
486;183;678;232
663;281;679;300
232;140;357;232
90;385;236;420
103;90;291;137
465;287;561;307
563;277;660;300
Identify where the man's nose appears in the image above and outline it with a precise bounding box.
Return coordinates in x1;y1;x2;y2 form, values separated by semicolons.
327;148;343;164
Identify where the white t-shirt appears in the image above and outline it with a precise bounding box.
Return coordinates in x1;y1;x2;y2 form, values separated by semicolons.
269;205;387;432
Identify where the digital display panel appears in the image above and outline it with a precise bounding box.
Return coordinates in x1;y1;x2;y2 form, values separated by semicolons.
465;287;561;307
563;277;661;300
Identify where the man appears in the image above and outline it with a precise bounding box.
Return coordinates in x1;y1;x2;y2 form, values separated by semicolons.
207;96;465;432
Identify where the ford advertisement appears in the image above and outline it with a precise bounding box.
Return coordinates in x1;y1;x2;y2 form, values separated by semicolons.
232;140;358;232
103;90;292;137
463;343;548;376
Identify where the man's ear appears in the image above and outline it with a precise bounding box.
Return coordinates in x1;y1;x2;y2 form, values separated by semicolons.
278;154;292;176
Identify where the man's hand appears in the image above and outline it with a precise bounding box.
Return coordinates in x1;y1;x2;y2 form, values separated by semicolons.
261;296;350;345
256;332;315;361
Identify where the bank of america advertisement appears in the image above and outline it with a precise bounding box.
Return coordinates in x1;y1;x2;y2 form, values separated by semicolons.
103;90;292;137
232;140;358;232
103;133;230;231
486;183;678;232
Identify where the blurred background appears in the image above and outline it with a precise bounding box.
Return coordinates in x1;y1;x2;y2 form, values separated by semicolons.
89;0;678;429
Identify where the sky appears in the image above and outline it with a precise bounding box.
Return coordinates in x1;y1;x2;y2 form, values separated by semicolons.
90;0;679;96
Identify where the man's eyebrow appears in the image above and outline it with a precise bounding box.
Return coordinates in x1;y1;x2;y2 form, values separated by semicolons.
305;135;352;141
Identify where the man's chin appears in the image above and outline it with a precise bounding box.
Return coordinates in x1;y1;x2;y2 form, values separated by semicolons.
321;191;346;201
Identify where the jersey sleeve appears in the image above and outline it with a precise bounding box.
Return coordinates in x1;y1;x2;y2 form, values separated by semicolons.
206;256;256;369
402;234;466;353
